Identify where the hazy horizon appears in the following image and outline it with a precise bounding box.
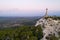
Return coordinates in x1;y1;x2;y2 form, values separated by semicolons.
0;0;60;17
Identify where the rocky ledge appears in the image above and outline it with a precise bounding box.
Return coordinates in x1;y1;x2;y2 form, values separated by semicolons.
35;16;60;40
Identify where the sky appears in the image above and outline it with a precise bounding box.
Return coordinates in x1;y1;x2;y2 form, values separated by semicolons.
0;0;60;17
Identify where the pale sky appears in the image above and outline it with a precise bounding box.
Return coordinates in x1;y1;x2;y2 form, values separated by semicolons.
0;0;60;16
0;0;60;11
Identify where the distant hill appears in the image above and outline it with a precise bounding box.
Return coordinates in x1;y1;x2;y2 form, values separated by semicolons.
0;16;41;28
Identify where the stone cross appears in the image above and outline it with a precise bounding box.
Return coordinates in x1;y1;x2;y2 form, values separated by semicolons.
45;8;48;17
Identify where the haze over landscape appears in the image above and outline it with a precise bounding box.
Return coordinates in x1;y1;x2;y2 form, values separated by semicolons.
0;0;60;40
0;0;60;17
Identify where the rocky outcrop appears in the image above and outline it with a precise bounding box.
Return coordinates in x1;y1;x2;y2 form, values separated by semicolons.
35;17;60;40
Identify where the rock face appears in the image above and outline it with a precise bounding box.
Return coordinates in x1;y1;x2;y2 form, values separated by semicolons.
35;17;60;40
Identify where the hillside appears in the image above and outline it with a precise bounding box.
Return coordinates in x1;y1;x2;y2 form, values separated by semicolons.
0;16;60;40
35;16;60;40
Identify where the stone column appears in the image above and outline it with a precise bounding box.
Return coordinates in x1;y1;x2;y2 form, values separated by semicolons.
45;8;48;17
